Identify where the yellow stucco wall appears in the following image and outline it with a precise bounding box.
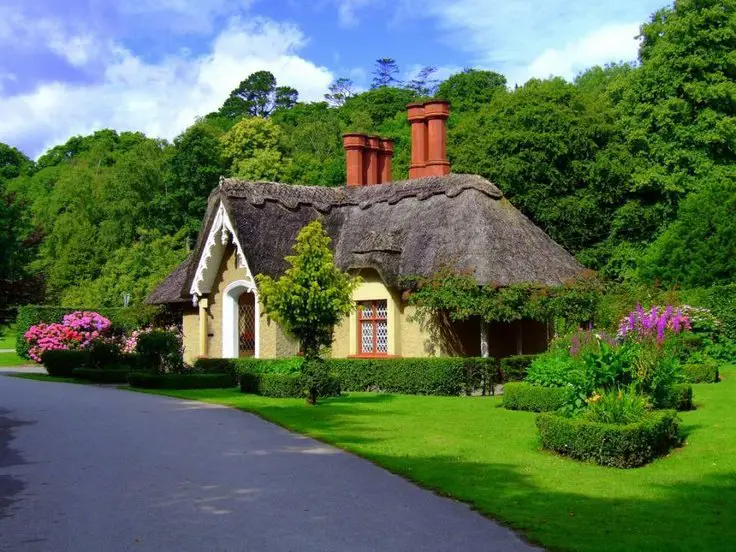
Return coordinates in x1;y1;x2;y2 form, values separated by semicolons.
182;307;200;364
330;270;439;358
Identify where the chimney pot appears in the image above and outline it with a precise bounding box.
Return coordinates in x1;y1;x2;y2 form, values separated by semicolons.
365;135;381;185
407;102;428;178
343;133;367;187
424;100;451;177
378;138;394;183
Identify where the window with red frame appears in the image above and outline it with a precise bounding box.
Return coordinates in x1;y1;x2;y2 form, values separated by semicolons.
358;300;388;355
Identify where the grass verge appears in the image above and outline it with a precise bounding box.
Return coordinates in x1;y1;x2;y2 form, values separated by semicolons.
129;367;736;552
0;351;27;367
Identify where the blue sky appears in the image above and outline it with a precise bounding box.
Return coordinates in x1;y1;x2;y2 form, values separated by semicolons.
0;0;667;158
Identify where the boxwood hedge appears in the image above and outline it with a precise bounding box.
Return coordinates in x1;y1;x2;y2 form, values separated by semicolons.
500;355;539;382
127;372;236;389
683;363;719;384
658;384;693;411
42;350;90;378
503;382;568;412
536;410;680;468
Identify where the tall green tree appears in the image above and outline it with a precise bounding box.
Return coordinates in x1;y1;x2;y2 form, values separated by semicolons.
371;58;400;89
405;66;439;97
256;220;359;403
219;71;299;119
324;77;355;107
221;117;289;181
435;69;507;111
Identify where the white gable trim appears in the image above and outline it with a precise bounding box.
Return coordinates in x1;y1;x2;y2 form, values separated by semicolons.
189;201;256;303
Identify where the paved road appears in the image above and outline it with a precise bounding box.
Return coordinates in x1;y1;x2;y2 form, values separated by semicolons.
0;376;538;552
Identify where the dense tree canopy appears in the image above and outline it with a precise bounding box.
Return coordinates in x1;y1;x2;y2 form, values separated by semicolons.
3;0;736;312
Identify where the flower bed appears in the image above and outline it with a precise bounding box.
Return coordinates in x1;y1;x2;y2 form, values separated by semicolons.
502;382;568;412
536;410;680;468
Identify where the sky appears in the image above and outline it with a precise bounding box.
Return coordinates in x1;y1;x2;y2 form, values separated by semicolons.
0;0;668;158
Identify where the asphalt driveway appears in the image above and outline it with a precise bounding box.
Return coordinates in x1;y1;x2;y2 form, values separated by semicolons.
0;375;538;551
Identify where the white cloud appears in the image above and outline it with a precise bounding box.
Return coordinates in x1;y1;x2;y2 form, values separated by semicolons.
401;0;659;85
334;0;376;27
116;0;255;33
509;22;641;83
0;18;334;158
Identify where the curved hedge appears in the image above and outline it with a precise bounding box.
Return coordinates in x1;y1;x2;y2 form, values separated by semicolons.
683;363;719;384
127;372;236;389
72;368;130;384
658;384;693;411
42;350;90;378
503;382;568;412
536;410;680;468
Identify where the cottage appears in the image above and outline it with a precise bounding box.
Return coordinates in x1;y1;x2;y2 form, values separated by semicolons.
149;101;583;364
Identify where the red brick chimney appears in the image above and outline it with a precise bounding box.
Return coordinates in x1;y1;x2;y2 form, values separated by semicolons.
343;133;366;187
407;102;427;178
424;100;451;177
365;135;381;185
378;138;394;183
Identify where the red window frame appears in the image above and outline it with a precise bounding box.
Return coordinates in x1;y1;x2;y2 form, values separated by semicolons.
357;300;388;356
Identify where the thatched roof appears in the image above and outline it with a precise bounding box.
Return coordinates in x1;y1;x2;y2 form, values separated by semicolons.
146;259;191;304
148;174;584;304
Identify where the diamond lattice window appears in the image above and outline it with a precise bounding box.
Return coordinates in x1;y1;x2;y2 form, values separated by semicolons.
238;294;256;357
358;300;388;356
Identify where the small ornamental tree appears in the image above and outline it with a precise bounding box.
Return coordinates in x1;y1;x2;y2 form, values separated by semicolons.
256;220;360;404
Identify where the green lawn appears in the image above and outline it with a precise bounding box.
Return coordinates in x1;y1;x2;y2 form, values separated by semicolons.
0;324;16;350
0;351;27;367
129;368;736;552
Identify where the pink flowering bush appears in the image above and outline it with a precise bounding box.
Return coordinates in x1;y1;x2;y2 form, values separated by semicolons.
618;305;691;344
24;311;112;363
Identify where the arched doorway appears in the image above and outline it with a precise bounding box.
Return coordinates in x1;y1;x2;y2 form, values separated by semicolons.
222;280;260;358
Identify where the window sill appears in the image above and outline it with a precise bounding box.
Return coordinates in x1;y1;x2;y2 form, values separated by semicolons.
347;354;401;359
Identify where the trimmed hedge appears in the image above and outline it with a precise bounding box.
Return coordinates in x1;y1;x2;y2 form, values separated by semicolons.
16;305;160;359
327;357;498;396
72;368;130;384
42;350;90;378
500;355;539;382
127;372;236;389
683;363;719;384
536;410;680;468
239;371;341;398
193;357;239;375
656;383;693;411
235;357;302;376
503;382;569;412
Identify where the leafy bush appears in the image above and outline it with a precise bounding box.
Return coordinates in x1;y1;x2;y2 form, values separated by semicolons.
89;340;121;369
72;368;130;384
503;382;569;412
118;353;140;371
536;410;680;468
127;372;236;389
16;305;159;359
683;362;719;383
42;350;90;377
235;357;303;375
583;388;649;425
500;355;538;382
526;352;582;388
257;373;305;398
135;331;183;374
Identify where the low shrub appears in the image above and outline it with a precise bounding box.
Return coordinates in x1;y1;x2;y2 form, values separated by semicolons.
135;331;183;374
89;340;121;369
526;352;582;388
42;350;90;377
682;362;719;383
127;372;236;389
503;382;568;412
239;371;341;398
193;357;238;375
72;368;130;384
235;357;302;376
536;410;680;468
118;353;140;371
584;388;649;424
656;384;693;411
501;355;538;382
